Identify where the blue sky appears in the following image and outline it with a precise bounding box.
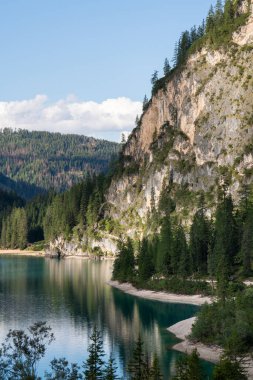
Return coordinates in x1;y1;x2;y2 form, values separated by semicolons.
0;0;214;141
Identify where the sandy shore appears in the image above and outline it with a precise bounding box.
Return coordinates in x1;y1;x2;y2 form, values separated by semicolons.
108;280;212;306
168;317;253;379
109;280;253;378
168;317;222;363
0;249;45;256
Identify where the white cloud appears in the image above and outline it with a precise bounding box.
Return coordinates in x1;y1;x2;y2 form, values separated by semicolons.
0;95;142;141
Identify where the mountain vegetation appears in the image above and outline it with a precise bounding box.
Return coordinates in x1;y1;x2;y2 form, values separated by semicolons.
1;1;253;377
0;173;43;200
0;128;119;193
151;0;251;96
0;323;164;380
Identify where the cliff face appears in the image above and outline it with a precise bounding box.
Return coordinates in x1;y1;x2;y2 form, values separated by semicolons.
104;0;253;241
49;0;253;257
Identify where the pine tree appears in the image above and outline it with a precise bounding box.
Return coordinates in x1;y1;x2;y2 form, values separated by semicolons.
104;355;119;380
150;354;162;380
1;218;6;248
138;238;155;281
173;349;204;380
213;194;236;302
172;225;189;278
215;0;224;22
156;216;173;275
190;26;198;44
206;5;215;33
224;0;234;24
189;205;210;275
143;95;149;111
83;327;105;380
17;208;28;249
112;239;135;282
151;71;158;86
127;335;146;380
213;356;247;380
240;203;253;277
163;58;171;76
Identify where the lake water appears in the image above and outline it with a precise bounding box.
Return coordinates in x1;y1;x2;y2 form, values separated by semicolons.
0;256;213;378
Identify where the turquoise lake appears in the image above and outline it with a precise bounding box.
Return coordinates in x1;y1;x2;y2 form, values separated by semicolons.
0;256;214;378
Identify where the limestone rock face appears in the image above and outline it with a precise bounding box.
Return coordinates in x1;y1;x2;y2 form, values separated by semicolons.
104;3;253;243
48;2;253;257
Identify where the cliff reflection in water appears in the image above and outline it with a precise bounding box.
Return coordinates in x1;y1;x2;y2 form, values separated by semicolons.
0;256;201;378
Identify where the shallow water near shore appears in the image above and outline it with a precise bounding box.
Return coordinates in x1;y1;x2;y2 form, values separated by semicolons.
0;255;214;378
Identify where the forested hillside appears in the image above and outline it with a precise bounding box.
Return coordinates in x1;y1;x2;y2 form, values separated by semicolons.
0;128;119;192
0;173;44;200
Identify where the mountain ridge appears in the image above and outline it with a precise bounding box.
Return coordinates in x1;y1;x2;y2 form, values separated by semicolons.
0;128;119;194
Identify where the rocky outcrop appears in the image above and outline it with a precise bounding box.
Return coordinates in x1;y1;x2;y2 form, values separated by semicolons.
45;234;118;258
103;1;253;240
48;1;253;257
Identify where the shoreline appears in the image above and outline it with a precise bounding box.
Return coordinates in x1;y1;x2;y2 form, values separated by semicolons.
167;317;222;363
168;317;253;379
108;280;212;306
0;250;115;260
108;280;253;378
0;249;45;256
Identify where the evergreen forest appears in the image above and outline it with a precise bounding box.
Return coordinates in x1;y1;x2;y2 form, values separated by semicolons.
0;128;119;194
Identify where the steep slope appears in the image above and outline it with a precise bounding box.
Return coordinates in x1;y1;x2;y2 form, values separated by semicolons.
47;0;253;257
0;173;44;200
0;129;119;194
103;0;253;242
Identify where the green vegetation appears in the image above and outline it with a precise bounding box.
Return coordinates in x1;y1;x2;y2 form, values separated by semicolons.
172;349;205;380
151;0;250;96
0;324;163;379
113;187;253;300
1;207;28;249
0;128;119;193
0;173;108;249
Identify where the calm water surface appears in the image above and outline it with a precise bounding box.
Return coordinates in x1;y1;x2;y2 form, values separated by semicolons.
0;256;213;378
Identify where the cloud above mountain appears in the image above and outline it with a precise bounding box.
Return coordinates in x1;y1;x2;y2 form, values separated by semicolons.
0;95;142;141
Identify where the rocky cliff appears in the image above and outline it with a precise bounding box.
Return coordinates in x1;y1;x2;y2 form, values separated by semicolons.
104;0;253;239
49;0;253;257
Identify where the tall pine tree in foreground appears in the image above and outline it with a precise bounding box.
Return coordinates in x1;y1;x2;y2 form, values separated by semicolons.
172;349;204;380
83;327;105;380
104;355;119;380
127;335;146;380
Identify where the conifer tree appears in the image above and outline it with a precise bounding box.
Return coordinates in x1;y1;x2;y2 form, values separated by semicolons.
83;327;105;380
156;216;173;275
127;335;146;380
240;202;253;277
172;225;189;278
143;95;149;111
104;355;119;380
163;58;171;76
213;194;236;301
112;239;135;282
173;349;204;380
189;205;210;275
138;238;155;281
151;71;158;86
150;354;162;380
206;5;215;33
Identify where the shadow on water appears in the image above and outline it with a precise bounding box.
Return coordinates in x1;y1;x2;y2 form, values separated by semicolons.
0;256;214;378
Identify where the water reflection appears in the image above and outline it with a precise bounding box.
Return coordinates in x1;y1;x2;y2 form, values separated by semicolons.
0;256;212;378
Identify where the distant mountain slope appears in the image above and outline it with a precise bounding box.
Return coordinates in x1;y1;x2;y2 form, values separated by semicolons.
0;128;120;193
0;173;44;200
0;186;24;232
